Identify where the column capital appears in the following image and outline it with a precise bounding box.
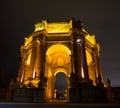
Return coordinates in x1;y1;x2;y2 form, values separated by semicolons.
76;36;85;46
92;45;100;56
72;28;87;37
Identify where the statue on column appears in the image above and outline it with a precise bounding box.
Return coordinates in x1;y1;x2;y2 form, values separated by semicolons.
96;75;104;87
106;78;114;101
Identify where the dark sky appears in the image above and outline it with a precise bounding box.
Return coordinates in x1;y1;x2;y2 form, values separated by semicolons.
0;0;120;87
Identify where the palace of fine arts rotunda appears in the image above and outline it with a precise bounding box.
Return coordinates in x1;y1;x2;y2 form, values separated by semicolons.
10;19;113;103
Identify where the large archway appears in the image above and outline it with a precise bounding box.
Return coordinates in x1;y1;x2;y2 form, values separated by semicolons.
45;43;71;102
55;72;67;100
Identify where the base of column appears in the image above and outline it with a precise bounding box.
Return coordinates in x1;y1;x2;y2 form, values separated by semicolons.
77;78;93;86
69;85;107;103
12;88;44;102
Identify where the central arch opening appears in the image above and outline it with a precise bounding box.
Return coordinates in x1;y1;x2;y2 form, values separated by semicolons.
45;43;71;101
55;72;67;100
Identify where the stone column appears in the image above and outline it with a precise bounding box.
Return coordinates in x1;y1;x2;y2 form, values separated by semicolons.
73;32;92;84
40;39;45;77
94;44;103;76
32;39;40;78
72;37;80;79
29;42;36;79
91;52;97;85
17;45;27;83
17;55;26;83
78;35;89;80
33;37;45;79
93;44;104;85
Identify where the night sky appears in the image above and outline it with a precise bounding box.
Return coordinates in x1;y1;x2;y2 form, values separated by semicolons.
0;0;120;87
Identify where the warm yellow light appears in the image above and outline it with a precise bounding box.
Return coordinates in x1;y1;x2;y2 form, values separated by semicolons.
54;69;67;76
32;68;36;78
85;34;96;44
86;50;93;65
24;36;32;46
83;28;96;44
46;23;70;33
20;69;24;83
46;44;71;56
86;50;96;85
34;20;72;33
31;79;40;88
81;67;85;78
48;69;52;78
26;52;31;65
34;22;45;31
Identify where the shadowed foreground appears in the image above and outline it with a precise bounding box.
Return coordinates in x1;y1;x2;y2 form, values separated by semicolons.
0;102;120;108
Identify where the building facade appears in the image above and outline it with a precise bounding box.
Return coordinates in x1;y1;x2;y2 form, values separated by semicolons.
13;19;106;103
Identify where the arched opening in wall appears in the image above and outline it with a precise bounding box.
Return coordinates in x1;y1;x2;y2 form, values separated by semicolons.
45;43;71;101
55;72;67;100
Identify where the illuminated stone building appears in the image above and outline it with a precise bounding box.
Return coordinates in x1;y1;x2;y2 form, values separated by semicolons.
13;19;107;103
